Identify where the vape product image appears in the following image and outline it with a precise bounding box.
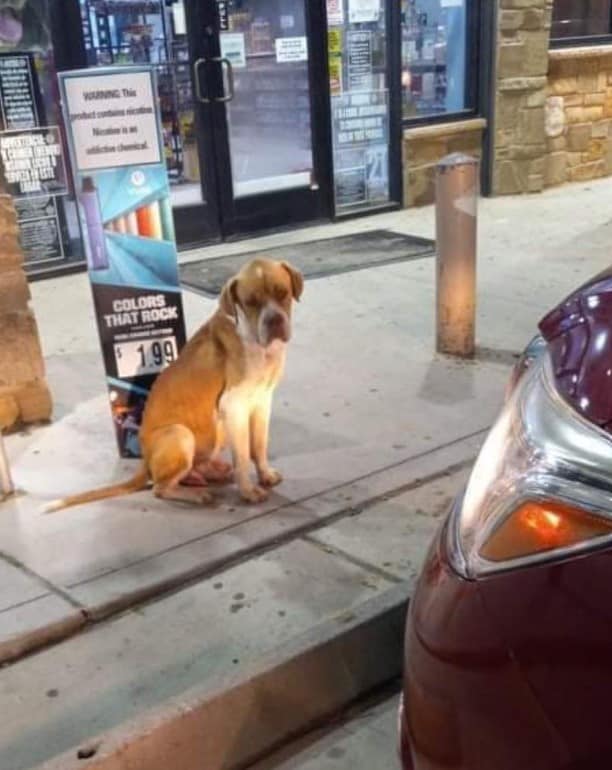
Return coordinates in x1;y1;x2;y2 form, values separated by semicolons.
79;176;109;271
159;196;175;241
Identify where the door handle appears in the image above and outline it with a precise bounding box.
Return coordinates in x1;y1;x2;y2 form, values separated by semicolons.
213;57;235;103
193;58;211;103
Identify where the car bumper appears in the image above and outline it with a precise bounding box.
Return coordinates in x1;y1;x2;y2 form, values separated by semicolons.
399;523;567;770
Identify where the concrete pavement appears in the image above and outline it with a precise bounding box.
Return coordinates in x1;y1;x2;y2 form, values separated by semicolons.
1;176;612;768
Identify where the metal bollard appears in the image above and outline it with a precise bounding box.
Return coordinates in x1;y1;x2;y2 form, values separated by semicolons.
435;153;478;358
0;432;14;500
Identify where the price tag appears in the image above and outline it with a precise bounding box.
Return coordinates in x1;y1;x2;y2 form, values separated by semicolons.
114;336;178;378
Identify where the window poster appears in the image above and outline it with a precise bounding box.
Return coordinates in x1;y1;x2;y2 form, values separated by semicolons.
220;33;247;68
347;30;373;92
331;90;389;209
348;0;381;23
326;0;344;25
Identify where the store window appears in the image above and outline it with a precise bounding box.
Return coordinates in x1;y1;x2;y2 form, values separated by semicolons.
551;1;612;43
79;1;196;196
400;0;474;121
0;0;84;277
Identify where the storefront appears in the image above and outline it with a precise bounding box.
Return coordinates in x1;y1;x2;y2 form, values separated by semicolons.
0;0;485;279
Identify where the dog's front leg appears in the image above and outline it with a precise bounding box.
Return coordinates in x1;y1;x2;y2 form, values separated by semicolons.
251;391;282;488
222;395;268;503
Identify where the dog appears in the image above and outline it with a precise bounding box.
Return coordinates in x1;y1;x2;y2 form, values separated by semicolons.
46;258;303;512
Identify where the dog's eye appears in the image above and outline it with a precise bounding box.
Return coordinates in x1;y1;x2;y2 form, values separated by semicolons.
275;288;288;302
245;295;258;308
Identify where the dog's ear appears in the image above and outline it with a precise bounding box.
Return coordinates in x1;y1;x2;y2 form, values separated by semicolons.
281;262;304;301
220;277;239;320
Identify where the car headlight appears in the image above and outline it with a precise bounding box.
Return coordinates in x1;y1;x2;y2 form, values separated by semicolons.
449;348;612;578
504;335;548;401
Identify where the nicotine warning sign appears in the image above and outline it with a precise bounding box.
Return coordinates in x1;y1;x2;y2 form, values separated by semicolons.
0;126;67;197
59;65;187;458
62;71;161;172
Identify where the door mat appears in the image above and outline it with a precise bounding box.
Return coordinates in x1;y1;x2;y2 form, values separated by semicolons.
179;229;435;296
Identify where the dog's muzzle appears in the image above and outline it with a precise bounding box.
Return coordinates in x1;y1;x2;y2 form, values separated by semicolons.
260;303;290;345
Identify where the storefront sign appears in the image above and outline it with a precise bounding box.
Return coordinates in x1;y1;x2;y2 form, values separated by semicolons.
347;31;372;91
0;54;38;130
348;0;380;24
59;66;187;458
0;126;66;197
275;36;308;63
326;0;344;25
220;33;246;68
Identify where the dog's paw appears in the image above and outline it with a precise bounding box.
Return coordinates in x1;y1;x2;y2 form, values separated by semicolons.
240;484;269;504
258;467;283;488
195;489;214;505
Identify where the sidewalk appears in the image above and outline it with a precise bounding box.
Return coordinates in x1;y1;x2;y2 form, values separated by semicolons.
2;177;612;769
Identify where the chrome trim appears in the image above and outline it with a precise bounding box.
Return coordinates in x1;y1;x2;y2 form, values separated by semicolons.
449;349;612;578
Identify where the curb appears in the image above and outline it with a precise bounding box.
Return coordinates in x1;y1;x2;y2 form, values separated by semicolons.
38;582;410;770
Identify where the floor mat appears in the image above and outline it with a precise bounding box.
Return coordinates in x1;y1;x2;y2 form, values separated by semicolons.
179;229;435;296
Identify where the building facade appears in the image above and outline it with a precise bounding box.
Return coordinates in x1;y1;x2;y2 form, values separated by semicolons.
495;0;612;194
0;1;606;280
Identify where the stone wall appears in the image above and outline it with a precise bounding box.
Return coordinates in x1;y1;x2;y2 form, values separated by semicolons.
403;119;486;206
493;0;553;195
0;194;52;432
544;46;612;187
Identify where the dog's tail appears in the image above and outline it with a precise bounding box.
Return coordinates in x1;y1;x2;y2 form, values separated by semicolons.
43;465;149;513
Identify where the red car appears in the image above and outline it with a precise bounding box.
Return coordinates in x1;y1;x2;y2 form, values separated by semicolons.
399;268;612;770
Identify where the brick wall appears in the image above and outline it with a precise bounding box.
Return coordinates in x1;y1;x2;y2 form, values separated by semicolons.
403;119;485;206
0;194;52;432
493;0;553;195
544;46;612;187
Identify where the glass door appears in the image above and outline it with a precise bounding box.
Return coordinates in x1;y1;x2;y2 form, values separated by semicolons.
75;0;222;248
188;0;331;238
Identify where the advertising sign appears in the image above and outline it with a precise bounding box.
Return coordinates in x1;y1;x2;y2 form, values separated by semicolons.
0;52;69;266
220;33;246;68
347;31;372;92
275;37;308;63
15;196;64;265
0;126;66;197
217;0;229;30
0;53;39;130
348;0;380;23
326;0;344;25
332;90;389;209
58;66;187;458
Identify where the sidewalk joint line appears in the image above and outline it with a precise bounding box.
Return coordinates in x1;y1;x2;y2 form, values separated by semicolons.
0;551;86;612
67;427;488;591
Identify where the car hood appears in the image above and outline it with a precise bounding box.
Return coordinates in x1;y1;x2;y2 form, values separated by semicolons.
540;266;612;433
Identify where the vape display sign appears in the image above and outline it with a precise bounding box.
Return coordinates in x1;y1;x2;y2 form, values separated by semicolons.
58;67;187;458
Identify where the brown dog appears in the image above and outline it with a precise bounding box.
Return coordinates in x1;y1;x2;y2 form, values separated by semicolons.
46;258;303;511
